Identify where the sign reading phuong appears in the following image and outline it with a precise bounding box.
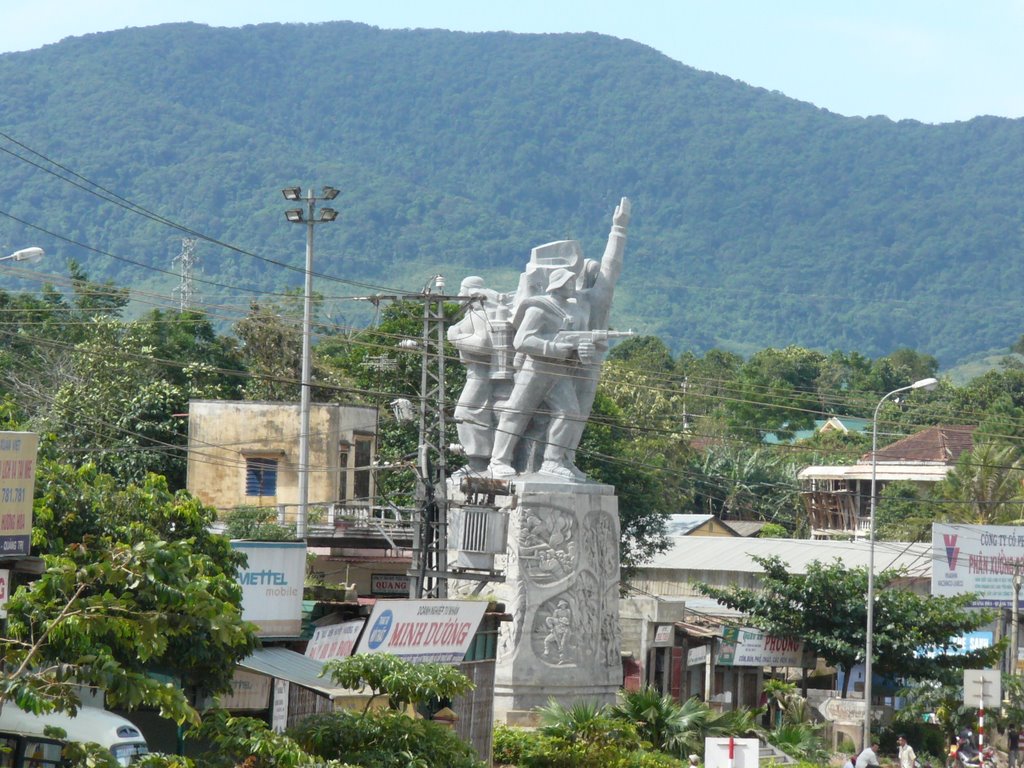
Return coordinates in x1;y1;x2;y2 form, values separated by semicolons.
0;431;37;557
932;523;1024;606
717;626;810;667
355;600;487;663
232;541;306;637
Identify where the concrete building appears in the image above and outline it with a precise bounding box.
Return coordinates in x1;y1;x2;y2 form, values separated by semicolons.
186;399;378;519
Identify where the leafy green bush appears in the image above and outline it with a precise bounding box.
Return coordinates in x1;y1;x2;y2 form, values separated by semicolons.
493;723;543;765
766;722;828;763
223;505;296;540
288;709;484;768
614;750;688;767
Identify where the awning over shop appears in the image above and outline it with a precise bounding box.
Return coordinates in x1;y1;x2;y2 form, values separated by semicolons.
238;647;358;700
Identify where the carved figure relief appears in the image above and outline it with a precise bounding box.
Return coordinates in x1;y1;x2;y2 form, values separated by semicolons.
582;509;619;580
518;507;577;585
533;594;577;666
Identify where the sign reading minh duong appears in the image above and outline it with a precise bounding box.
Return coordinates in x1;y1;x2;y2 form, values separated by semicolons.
355;600;487;663
232;541;306;637
933;523;1024;607
717;626;812;668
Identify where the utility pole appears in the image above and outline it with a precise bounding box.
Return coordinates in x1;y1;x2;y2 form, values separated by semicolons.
358;278;474;599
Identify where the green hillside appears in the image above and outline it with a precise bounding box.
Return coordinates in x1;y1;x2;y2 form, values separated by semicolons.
1;21;1022;366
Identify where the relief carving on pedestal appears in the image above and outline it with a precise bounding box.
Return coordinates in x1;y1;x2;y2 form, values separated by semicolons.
519;507;577;585
533;593;577;666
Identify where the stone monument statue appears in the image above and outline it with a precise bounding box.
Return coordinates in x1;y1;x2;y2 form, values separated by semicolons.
447;197;631;482
447;197;630;721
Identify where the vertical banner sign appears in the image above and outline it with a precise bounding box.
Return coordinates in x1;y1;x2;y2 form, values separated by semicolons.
232;541;307;637
0;568;9;619
271;679;290;733
0;431;38;557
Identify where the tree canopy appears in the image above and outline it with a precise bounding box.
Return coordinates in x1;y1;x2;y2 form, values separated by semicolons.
698;555;1000;697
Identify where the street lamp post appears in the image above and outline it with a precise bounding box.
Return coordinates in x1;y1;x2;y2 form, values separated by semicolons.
863;376;938;748
0;247;45;265
282;186;339;540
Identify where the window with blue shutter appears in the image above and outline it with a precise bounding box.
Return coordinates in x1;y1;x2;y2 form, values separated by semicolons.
245;457;278;496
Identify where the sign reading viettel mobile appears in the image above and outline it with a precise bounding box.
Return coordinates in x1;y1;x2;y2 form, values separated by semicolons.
717;626;811;668
0;431;38;557
933;523;1024;607
356;600;488;663
232;541;306;637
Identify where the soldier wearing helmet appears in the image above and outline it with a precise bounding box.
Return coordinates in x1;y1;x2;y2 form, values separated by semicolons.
488;265;589;479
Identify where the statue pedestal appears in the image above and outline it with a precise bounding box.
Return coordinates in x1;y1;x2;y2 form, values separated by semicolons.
449;475;621;721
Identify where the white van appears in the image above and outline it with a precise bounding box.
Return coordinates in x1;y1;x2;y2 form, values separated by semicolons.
0;705;149;766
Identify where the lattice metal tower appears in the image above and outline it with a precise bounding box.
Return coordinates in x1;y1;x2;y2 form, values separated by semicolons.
409;275;453;599
172;237;198;310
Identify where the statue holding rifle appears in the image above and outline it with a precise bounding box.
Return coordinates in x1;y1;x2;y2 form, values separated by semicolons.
448;197;632;481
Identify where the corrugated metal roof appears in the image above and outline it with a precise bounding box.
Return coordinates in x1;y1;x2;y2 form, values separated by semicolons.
798;463;952;482
725;521;767;537
238;647;358;699
643;536;931;578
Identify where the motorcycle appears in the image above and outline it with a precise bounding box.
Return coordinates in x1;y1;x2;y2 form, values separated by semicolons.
949;741;997;768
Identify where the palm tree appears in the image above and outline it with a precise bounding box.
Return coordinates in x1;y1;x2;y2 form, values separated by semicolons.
933;440;1024;524
610;689;763;758
537;698;640;753
761;679;796;729
611;687;692;757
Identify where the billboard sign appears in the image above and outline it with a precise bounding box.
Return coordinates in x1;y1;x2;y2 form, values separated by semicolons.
932;524;1024;606
305;619;365;661
232;541;306;637
0;431;38;557
716;626;811;668
355;599;487;663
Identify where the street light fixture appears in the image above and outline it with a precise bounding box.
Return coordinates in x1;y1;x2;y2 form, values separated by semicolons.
281;186;339;539
0;247;45;265
863;375;938;748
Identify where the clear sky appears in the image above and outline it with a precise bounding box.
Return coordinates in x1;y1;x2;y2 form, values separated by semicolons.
2;0;1023;125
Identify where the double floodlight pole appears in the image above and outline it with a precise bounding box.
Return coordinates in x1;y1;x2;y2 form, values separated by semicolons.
863;375;938;749
282;186;339;540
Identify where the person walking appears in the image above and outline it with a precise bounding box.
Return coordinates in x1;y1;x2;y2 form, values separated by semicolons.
897;734;917;768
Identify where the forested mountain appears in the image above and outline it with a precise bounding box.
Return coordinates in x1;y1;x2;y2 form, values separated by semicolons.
1;21;1022;366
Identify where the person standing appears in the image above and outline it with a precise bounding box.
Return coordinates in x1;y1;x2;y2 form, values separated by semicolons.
897;734;917;768
1010;724;1021;768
